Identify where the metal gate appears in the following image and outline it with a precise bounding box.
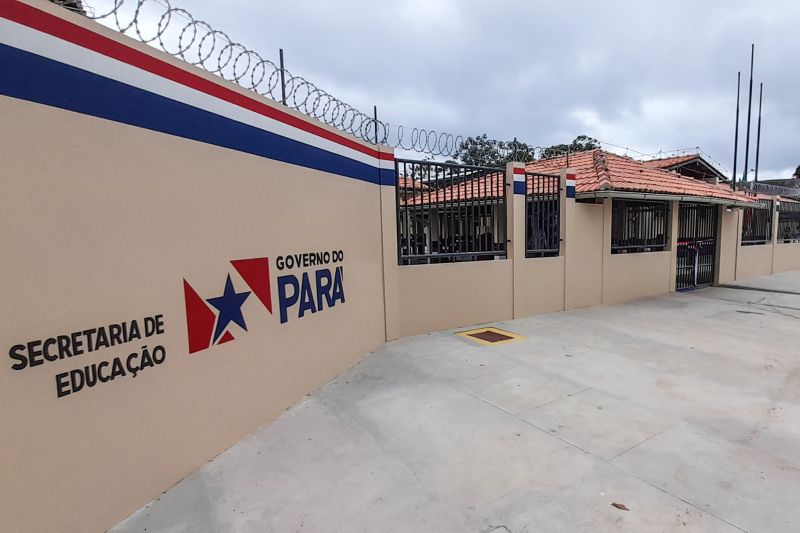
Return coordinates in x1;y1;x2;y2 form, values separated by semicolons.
676;203;718;290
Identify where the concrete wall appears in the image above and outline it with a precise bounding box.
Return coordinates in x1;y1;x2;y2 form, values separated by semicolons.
717;206;739;284
4;2;800;532
514;257;566;317
394;261;514;338
727;202;800;281
602;251;673;305
600;199;673;306
1;2;390;532
736;244;775;280
564;202;604;310
511;166;567;318
773;243;800;274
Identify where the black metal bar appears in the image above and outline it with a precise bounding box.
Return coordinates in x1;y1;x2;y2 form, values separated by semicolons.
755;83;763;183
733;72;740;191
395;159;402;264
611;199;668;254
743;44;755;183
524;172;560;258
279;48;287;106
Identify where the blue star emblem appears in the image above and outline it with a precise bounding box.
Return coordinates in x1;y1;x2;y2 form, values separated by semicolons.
206;274;251;342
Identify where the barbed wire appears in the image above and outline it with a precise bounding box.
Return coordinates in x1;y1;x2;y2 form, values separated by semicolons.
70;0;730;172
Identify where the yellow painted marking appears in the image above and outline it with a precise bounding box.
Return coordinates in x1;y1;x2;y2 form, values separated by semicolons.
456;326;526;346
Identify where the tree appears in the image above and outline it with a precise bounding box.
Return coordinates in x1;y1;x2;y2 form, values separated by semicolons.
453;134;600;166
540;135;600;159
794;165;800;179
451;134;505;167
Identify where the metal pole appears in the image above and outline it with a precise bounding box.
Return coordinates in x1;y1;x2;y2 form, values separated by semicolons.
279;48;287;105
373;106;379;144
755;82;763;183
742;44;755;184
732;71;740;191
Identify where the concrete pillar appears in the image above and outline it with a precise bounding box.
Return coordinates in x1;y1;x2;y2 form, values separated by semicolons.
717;205;741;284
506;162;524;262
508;162;524;318
770;200;779;274
378;145;400;341
563;168;603;310
507;162;521;316
558;169;570;257
600;197;613;304
668;200;680;292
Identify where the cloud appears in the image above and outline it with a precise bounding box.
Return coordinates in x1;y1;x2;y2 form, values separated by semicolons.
95;0;800;179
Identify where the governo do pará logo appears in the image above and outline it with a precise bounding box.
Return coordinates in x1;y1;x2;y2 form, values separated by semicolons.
182;251;345;354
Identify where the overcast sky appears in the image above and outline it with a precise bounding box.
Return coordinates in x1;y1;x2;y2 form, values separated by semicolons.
105;0;799;179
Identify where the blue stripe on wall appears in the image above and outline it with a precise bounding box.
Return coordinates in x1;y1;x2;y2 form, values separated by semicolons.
513;181;526;195
0;43;382;185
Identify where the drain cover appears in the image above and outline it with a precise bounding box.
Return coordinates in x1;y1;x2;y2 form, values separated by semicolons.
457;327;525;345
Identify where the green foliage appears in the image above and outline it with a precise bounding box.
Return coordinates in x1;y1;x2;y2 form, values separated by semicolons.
539;135;601;159
451;134;533;168
453;134;600;166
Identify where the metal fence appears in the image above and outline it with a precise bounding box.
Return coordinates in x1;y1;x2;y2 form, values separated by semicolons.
395;159;506;265
676;203;718;290
778;201;800;243
525;173;560;257
611;199;669;254
741;200;773;245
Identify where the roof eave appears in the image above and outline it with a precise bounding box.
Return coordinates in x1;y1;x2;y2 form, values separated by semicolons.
575;190;762;208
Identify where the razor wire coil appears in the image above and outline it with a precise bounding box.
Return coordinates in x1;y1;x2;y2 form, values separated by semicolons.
73;0;731;170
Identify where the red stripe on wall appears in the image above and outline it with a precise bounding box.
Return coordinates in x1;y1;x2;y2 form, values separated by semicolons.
0;0;394;162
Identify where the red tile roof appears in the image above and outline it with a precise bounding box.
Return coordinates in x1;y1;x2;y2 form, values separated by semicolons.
642;154;699;169
402;172;505;205
397;176;429;190
525;150;757;204
401;171;559;206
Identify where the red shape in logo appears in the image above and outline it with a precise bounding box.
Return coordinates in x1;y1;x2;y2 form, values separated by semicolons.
218;330;235;344
183;279;216;354
231;257;272;314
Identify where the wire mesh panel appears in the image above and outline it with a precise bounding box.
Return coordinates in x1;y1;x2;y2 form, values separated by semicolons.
395;159;506;265
741;200;773;245
777;202;800;243
676;203;718;290
610;200;669;254
525;173;561;258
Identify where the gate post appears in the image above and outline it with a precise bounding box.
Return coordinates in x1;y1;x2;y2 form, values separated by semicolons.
668;200;680;292
508;162;524;318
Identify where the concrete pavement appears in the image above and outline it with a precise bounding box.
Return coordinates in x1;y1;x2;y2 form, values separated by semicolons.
112;272;800;533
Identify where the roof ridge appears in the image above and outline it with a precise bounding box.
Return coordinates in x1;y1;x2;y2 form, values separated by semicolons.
592;149;613;190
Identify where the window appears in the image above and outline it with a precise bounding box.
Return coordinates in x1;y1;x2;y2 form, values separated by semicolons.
741;200;772;245
525;172;560;258
611;199;669;254
778;201;800;243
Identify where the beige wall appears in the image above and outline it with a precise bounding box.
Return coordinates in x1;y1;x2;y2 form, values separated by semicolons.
564;201;604;309
717;206;739;284
773;243;800;274
602;251;673;305
4;3;793;532
1;31;388;533
511;175;566;318
514;257;566;317
392;261;514;338
736;244;775;280
600;199;672;305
